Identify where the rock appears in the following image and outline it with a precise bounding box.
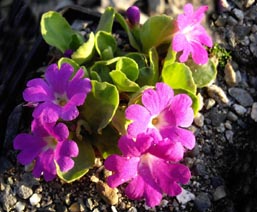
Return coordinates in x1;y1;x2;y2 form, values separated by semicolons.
29;193;41;206
147;0;166;15
228;87;254;107
232;104;247;116
96;180;118;205
194;112;204;127
17;184;33;199
232;8;244;21
245;0;255;8
251;102;257;122
213;186;226;201
204;98;216;110
207;84;229;105
225;130;234;143
208;108;227;127
15;201;26;212
176;188;195;205
69;202;80;212
227;111;238;122
224;62;237;86
194;192;211;212
128;206;137;212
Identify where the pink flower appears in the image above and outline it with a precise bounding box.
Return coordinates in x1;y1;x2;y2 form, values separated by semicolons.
104;133;190;207
13;118;78;181
172;3;213;65
23;63;92;123
125;82;195;150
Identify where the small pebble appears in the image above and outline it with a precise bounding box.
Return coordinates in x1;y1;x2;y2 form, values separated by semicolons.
207;84;229;104
29;193;41;206
17;185;33;199
15;201;26;212
128;206;137;212
251;102;257;122
233;104;247;116
176;188;195;204
96;181;118;205
194;113;204;127
213;186;227;201
224;61;237;86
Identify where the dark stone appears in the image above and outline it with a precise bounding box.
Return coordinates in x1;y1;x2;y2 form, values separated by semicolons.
194;192;212;212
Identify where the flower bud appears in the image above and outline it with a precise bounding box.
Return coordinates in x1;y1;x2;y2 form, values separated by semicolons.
126;6;140;25
64;49;74;58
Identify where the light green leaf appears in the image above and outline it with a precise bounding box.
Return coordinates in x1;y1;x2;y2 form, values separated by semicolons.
80;80;119;133
95;31;117;60
56;139;95;183
187;59;217;88
41;11;75;53
96;7;115;33
71;32;95;65
149;47;159;84
110;70;140;92
140;15;174;52
116;57;139;81
161;62;197;94
163;48;177;69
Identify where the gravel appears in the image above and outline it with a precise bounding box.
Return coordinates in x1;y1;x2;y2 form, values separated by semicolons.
1;0;257;212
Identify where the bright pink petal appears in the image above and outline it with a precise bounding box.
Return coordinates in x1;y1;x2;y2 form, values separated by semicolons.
191;41;209;65
170;94;194;127
105;155;139;188
163;127;195;150
149;138;184;162
23;78;53;102
60;104;79;121
172;33;188;52
126;104;151;137
51;123;69;141
192;5;208;23
13;134;45;165
56;156;75;172
56;140;79;158
142;83;173;115
67;77;91;100
32;102;60;123
125;176;144;200
118;135;142;157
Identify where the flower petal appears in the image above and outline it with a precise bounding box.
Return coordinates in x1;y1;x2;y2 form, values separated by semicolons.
126;104;151;137
23;78;53;102
56;156;75;172
32;102;60;123
142;82;173;115
105;155;139;188
170;94;194;127
191;41;209;65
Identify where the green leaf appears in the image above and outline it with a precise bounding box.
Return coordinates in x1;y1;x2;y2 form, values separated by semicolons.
91;125;121;159
174;89;201;115
125;53;148;69
140;15;174;52
40;11;75;53
57;139;95;183
187;59;217;88
116;57;139;81
149;47;159;84
96;7;115;33
71;32;95;65
110;70;140;92
163;48;177;70
161;62;197;94
69;32;85;50
115;12;141;51
95;31;117;60
80;80;119;133
58;57;89;78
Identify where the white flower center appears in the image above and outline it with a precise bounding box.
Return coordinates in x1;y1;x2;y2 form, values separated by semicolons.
54;93;68;106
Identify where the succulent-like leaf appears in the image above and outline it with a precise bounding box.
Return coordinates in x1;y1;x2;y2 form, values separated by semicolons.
80;80;119;134
140;15;174;52
41;11;77;53
96;7;115;33
71;32;95;65
161;62;197;94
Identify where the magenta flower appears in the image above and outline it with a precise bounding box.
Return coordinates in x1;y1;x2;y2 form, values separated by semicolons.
126;82;195;150
172;3;213;65
13;118;78;181
23;63;92;123
104;133;190;207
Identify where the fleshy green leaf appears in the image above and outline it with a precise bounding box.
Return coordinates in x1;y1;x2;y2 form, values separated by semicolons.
163;48;177;69
140;15;174;52
115;12;141;51
96;7;115;33
90;62;113;83
109;70;140;92
41;11;76;53
80;80;119;133
161;62;197;94
95;31;117;60
149;47;159;84
56;139;95;183
116;57;139;81
91;125;121;159
71;32;95;65
187;59;217;88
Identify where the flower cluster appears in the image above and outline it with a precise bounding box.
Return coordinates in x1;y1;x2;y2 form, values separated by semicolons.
13;2;214;208
14;63;92;181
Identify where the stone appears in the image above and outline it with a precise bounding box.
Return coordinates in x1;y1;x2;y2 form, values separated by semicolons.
207;84;229;105
194;192;211;212
251;102;257;122
147;0;166;15
227;111;238;122
224;62;237;86
69;202;80;212
1;193;17;211
228;88;254;107
225;130;234;143
233;104;247;116
176;188;195;204
232;8;244;21
194;112;204;127
96;180;118;205
17;184;33;199
128;207;137;212
213;186;226;201
15;201;26;212
29;193;41;206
